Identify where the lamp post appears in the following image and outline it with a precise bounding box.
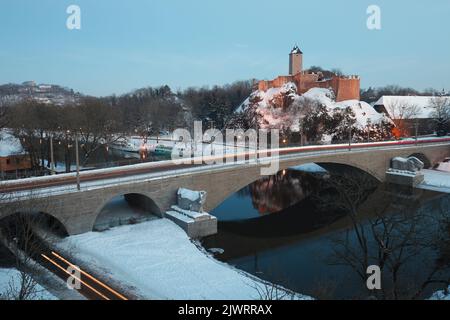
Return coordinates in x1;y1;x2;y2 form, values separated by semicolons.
299;116;305;147
74;132;80;191
415;120;419;145
366;118;371;143
50;134;55;175
348;124;352;151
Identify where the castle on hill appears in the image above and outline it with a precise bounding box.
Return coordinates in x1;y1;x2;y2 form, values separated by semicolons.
258;45;360;102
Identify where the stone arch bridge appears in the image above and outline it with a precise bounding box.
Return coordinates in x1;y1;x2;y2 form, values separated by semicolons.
1;140;449;235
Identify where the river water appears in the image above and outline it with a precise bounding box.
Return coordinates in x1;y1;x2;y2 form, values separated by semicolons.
201;167;450;300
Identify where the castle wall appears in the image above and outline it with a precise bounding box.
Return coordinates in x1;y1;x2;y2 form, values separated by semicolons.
258;74;360;102
333;77;360;102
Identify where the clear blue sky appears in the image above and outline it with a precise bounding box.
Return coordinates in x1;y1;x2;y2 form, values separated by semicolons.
1;0;449;96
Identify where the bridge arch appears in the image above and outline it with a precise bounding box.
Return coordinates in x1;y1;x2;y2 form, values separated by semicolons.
0;210;69;238
408;153;432;169
314;162;381;183
92;192;163;231
206;160;381;213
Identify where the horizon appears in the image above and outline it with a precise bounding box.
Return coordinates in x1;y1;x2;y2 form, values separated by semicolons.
1;0;449;96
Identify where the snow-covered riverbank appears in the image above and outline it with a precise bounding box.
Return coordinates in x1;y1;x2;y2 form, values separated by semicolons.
59;219;311;300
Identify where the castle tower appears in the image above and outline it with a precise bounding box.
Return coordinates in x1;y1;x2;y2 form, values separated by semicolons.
289;45;303;75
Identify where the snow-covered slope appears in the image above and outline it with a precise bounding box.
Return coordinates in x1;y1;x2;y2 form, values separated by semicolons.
303;87;386;127
236;83;388;134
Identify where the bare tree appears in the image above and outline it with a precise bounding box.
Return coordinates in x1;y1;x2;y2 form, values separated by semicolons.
318;172;450;299
384;101;421;137
0;104;8;130
250;280;296;300
429;97;450;136
0;193;56;300
70;99;124;166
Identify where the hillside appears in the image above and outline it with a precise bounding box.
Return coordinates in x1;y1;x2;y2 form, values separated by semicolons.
0;81;83;106
233;83;393;143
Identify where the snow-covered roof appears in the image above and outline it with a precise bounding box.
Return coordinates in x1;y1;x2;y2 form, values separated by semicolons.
290;45;303;55
0;130;26;157
373;96;437;119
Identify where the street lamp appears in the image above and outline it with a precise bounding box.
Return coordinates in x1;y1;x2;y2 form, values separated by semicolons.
74;131;81;191
348;125;352;151
299;118;304;147
415;120;419;145
366;118;372;143
50;134;55;175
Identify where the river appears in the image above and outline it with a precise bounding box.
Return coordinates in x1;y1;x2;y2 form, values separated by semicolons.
201;167;450;300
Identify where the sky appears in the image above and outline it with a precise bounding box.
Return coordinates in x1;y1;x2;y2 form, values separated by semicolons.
0;0;449;96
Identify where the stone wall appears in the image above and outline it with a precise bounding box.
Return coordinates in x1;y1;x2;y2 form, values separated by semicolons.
258;73;360;102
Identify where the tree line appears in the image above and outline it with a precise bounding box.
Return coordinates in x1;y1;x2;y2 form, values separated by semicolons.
0;81;253;171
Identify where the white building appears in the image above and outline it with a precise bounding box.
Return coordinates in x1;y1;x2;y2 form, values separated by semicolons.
373;95;449;135
373;96;437;120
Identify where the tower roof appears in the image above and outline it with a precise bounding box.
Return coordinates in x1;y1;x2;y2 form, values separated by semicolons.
290;45;303;54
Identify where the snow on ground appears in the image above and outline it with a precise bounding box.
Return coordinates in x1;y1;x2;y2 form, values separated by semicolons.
290;163;327;173
94;196;159;231
58;219;311;300
112;134;250;159
42;160;95;173
0;268;57;300
418;169;450;193
436;161;450;173
236;84;387;133
301;87;386;128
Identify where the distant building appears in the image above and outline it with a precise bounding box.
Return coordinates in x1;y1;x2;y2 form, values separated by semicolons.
373;96;440;135
0;130;32;173
258;45;360;102
22;81;36;87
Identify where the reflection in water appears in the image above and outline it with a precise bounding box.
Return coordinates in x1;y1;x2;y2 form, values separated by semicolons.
215;170;325;221
245;170;322;215
202;168;450;300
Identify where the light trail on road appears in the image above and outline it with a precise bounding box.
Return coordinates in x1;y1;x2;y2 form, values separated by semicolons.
50;251;128;300
40;251;128;300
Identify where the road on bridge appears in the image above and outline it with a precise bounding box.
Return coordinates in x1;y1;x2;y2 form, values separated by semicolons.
1;137;450;194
